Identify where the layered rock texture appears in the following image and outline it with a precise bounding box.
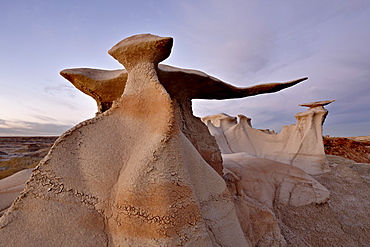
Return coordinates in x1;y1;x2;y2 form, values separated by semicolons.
202;101;370;246
202;100;334;175
324;136;370;163
1;34;369;246
201;102;333;245
0;169;32;216
0;34;307;246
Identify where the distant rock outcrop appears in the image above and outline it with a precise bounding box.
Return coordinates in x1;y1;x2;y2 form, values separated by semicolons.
324;136;370;164
201;101;335;245
201;100;370;246
202;100;334;175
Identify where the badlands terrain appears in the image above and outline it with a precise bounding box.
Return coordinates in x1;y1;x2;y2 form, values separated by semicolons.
0;134;369;246
1;34;369;246
0;137;57;179
1;135;369;181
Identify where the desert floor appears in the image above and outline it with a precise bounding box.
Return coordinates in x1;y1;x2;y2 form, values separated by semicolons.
0;137;57;179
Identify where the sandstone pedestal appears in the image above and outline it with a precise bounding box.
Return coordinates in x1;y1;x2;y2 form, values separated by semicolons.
0;34;309;246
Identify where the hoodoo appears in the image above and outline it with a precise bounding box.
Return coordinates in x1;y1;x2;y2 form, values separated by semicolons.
6;34;366;247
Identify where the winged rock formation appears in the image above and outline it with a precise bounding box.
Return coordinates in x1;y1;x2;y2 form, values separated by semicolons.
0;34;308;246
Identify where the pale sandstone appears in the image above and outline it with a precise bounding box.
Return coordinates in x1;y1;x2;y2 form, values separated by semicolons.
60;46;306;177
222;155;330;208
0;34;323;246
0;169;32;216
219;154;330;246
202;100;334;175
275;155;370;246
348;135;370;142
0;34;247;246
201;102;335;245
0;33;368;246
200;100;369;246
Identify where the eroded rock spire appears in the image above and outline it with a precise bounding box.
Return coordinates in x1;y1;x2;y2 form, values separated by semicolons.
1;34;307;246
61;34;306;176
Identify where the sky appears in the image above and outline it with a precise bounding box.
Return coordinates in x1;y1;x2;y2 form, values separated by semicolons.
0;0;369;137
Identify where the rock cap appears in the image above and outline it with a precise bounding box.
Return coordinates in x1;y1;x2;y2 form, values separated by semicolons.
299;99;335;108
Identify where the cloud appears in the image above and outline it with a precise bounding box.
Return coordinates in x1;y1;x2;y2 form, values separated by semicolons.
44;83;78;99
174;1;370;137
0;119;72;136
1;0;369;137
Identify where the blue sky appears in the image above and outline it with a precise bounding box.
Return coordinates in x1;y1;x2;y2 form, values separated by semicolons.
1;0;369;136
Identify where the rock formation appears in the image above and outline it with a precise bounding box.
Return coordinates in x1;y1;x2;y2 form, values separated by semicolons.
0;34;307;246
199;99;370;246
202;100;334;175
1;34;369;246
201;102;335;246
0;169;32;216
201;101;334;207
60;55;306;177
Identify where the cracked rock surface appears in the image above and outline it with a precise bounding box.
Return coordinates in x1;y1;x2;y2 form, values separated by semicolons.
0;34;249;247
1;34;368;246
203;109;369;246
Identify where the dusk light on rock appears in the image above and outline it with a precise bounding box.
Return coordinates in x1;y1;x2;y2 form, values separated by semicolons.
0;1;370;246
